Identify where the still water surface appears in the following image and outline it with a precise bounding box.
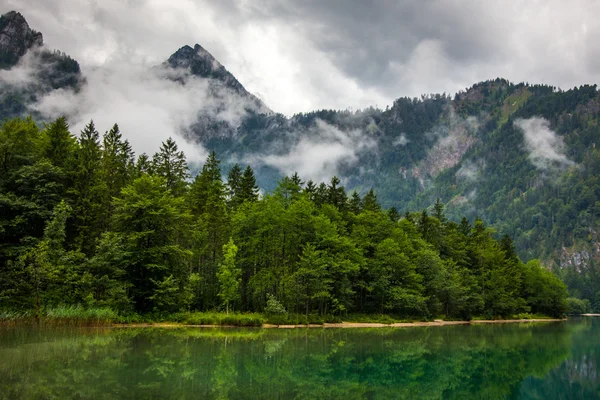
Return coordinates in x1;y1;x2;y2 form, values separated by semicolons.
0;318;598;399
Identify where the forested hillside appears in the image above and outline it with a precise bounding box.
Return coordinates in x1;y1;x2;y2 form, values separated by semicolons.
1;10;599;312
0;117;569;319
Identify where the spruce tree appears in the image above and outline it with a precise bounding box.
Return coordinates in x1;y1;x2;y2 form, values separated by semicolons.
240;165;259;203
152;137;189;196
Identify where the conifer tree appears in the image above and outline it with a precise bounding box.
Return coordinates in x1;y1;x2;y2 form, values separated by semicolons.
42;116;76;170
152;137;189;196
226;163;243;208
362;189;380;212
327;176;347;211
348;191;362;214
73;120;103;253
240;165;259;203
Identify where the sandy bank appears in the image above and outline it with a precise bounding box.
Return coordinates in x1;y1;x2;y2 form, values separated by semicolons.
115;318;565;329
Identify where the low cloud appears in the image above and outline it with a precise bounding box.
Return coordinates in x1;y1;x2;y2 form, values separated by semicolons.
392;133;409;146
514;117;574;170
0;51;39;88
27;52;265;164
246;118;377;183
456;160;483;182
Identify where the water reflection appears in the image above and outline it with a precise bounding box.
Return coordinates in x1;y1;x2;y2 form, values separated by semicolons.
0;320;597;399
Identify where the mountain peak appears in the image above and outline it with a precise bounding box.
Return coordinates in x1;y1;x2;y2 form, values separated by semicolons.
0;10;43;68
167;43;226;78
164;43;270;113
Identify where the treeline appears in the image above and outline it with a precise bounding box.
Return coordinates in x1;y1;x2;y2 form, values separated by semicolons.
0;117;568;319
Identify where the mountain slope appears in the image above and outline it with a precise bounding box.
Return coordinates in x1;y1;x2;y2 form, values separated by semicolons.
0;11;82;119
0;11;598;305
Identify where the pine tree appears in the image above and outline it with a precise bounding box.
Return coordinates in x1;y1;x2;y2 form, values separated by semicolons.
327;176;347;211
387;206;400;222
348;191;362;214
42;116;76;170
226;164;243;208
362;189;380;212
240;165;259;203
100;123;135;229
135;153;152;176
188;151;229;308
433;198;446;223
304;180;316;200
152;137;189;196
189;151;222;215
73;120;103;253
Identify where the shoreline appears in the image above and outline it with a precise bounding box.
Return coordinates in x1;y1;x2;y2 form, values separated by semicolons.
114;318;565;329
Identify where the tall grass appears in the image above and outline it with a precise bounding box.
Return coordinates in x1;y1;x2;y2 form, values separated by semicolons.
0;306;117;326
175;312;264;327
0;310;32;324
44;305;117;326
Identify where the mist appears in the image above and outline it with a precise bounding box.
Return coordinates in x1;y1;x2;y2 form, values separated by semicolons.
24;52;267;164
245;118;377;183
514;117;574;170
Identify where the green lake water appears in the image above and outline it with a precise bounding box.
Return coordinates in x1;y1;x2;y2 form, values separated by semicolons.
0;318;598;399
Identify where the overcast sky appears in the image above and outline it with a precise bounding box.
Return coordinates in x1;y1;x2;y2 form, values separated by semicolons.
3;0;600;115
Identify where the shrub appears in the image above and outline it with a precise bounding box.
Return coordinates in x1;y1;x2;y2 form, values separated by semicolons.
264;294;287;316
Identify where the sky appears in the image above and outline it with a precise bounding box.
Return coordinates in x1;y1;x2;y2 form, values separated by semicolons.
4;0;600;116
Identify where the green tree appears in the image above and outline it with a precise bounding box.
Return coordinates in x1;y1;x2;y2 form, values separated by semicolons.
42;116;76;170
217;238;240;314
113;175;192;312
226;163;243;209
291;243;330;317
73;120;104;254
152;137;189;196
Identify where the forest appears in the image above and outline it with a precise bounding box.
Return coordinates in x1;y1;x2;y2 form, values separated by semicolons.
0;116;571;323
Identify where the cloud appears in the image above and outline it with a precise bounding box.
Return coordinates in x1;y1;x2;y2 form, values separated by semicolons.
246;118;376;183
30;56;265;163
392;133;409;146
456;160;484;182
0;50;39;88
514;117;574;170
8;0;600;116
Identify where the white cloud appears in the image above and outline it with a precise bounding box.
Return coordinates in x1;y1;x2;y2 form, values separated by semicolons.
246;119;376;183
30;59;260;163
514;117;574;170
392;133;409;146
456;160;482;182
0;50;39;88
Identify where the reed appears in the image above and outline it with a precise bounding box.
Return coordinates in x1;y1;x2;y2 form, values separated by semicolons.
0;306;117;326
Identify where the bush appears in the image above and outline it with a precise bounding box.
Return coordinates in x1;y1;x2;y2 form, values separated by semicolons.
566;297;592;314
264;294;287;316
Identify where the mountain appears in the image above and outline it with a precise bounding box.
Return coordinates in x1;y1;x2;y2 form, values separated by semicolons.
161;43;272;142
0;10;43;68
0;11;82;119
0;11;598;305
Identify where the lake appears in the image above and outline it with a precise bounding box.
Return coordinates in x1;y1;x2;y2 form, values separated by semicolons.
0;318;598;399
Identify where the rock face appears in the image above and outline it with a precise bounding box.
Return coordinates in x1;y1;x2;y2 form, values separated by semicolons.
0;10;81;119
0;11;43;68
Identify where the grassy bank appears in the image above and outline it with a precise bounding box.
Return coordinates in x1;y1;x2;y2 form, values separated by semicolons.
1;308;562;328
0;306;117;326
